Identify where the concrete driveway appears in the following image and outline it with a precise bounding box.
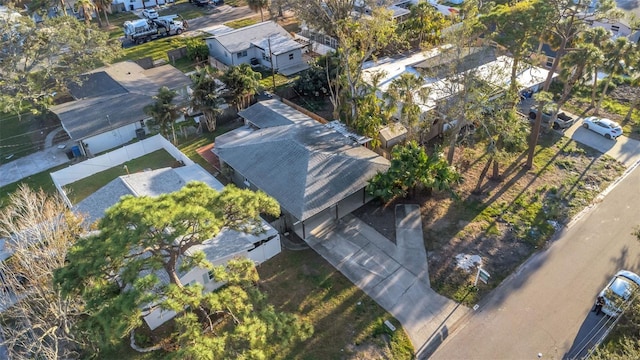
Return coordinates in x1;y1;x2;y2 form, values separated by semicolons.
307;211;469;357
563;120;640;168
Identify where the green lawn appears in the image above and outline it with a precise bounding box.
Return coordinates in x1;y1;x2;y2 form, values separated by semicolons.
63;149;178;204
0;164;67;209
224;18;258;29
0;112;38;165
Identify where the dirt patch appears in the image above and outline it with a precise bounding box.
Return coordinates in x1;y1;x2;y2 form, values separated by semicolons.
354;133;625;303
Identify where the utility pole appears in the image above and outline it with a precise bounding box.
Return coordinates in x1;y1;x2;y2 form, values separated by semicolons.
267;36;276;94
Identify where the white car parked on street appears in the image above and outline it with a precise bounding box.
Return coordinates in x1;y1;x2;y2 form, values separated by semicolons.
582;116;623;140
142;9;159;19
596;270;640;317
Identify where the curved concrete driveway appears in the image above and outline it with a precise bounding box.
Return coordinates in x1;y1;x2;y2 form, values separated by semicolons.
307;210;469;358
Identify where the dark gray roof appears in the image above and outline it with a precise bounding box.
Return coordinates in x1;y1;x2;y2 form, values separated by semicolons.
68;72;127;99
52;93;150;140
215;100;390;221
50;61;191;141
207;21;291;54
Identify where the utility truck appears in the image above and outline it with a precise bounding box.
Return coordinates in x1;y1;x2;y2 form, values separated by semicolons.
123;15;187;45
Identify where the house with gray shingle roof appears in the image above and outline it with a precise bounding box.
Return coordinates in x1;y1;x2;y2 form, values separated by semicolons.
73;164;281;330
204;21;310;76
49;61;191;155
214;100;391;239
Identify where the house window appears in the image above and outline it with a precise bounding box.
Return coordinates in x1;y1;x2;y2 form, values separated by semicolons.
237;50;248;58
203;270;215;283
262;52;270;62
289;53;294;60
545;57;554;68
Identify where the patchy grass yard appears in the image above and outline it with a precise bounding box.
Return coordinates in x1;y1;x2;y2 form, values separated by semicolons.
355;131;626;305
63;149;178;204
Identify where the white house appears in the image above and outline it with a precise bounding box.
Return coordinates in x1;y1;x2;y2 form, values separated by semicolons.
204;21;310;76
73;164;281;330
49;61;191;155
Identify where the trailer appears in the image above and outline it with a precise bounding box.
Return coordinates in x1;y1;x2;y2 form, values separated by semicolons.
123;15;187;45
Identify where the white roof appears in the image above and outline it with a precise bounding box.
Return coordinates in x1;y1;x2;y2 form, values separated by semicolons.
363;49;552;115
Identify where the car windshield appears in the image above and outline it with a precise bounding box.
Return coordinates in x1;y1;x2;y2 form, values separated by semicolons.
609;277;634;301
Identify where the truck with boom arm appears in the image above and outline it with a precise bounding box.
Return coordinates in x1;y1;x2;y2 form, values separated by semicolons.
123;15;187;45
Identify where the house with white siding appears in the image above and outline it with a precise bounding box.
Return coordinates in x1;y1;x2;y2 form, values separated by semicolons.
204;21;309;76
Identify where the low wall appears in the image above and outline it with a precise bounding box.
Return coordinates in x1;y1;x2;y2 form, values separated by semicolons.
51;135;193;206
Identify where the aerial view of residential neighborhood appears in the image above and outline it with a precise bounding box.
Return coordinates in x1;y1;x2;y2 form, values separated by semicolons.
2;0;640;358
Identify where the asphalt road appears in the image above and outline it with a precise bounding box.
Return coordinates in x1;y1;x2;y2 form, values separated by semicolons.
431;163;640;360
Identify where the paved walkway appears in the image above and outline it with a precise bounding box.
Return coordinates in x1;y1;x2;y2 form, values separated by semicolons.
306;211;470;358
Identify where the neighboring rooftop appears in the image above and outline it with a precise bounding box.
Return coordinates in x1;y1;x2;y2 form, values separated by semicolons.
206;21;291;53
215;100;390;221
50;61;191;141
251;34;305;55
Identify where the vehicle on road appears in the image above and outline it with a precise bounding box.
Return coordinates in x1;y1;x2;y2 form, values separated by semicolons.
529;106;576;130
142;9;159;19
596;270;640;317
123;15;187;45
582;117;623;140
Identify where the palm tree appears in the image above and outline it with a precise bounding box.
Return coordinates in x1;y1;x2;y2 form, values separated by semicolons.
558;42;603;105
144;87;180;144
220;64;262;111
353;71;393;148
247;0;269;22
93;0;112;27
384;73;429;140
581;27;611;108
624;64;640;122
189;67;223;132
75;0;96;26
595;37;636;114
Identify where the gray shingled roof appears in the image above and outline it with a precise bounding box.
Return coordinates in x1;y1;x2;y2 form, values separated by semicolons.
251;34;304;55
207;21;291;54
214;100;390;221
50;61;191;141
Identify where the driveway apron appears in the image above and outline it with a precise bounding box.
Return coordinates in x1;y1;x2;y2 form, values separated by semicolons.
306;212;469;357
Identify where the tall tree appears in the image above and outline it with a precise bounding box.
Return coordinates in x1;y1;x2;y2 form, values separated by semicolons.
94;0;112;27
353;70;393;148
558;42;603;106
247;0;269;22
525;0;620;169
595;36;636;114
220;64;262;110
384;73;430;140
55;182;311;356
367;141;460;203
288;0;365;37
0;185;86;359
75;0;96;26
580;26;611;107
144;87;181;144
189;66;223;132
0;14;121;118
434;0;486;165
335;7;396;123
483;0;553;101
398;1;449;50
